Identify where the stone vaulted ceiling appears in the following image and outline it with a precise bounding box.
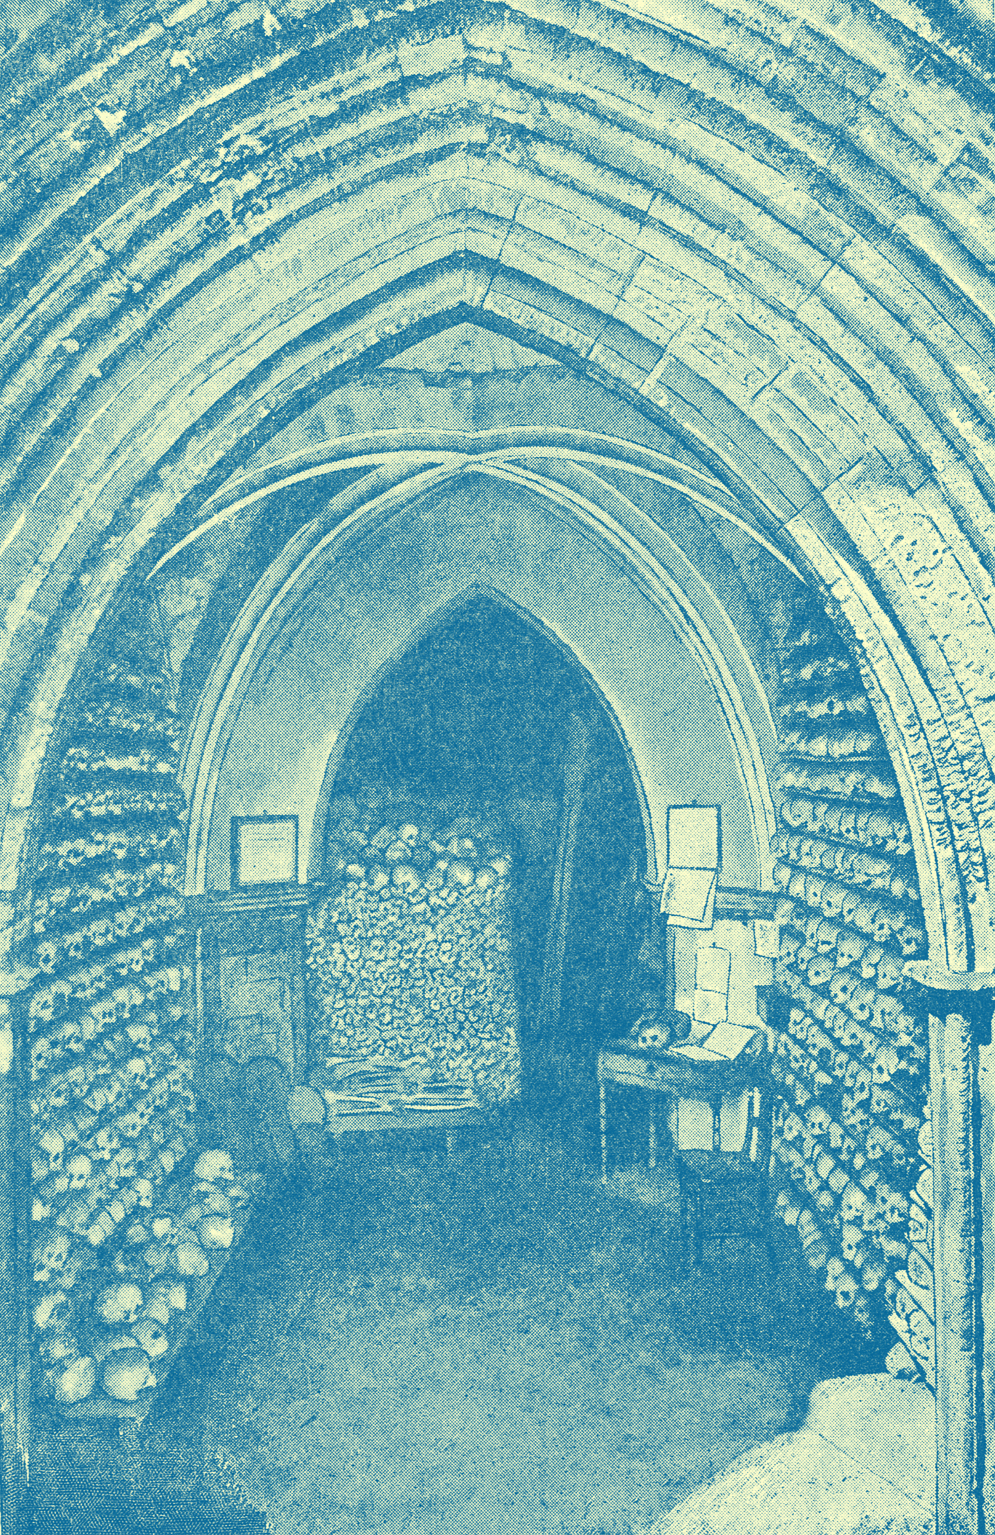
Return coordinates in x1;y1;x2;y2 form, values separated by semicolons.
4;0;995;969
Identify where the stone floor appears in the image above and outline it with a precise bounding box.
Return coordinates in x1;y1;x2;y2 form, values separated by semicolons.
28;1111;911;1535
647;1372;935;1535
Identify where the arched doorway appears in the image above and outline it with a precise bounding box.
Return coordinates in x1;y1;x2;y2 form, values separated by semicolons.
314;589;647;1110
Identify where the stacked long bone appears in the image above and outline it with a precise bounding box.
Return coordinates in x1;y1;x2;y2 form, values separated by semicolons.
306;797;521;1117
766;606;931;1381
21;604;254;1408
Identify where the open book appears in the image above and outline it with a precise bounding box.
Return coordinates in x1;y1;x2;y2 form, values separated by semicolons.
668;1019;761;1062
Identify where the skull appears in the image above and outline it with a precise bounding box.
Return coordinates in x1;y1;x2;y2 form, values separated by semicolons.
873;1045;900;1084
31;1037;53;1076
193;1149;234;1184
806;955;835;987
132;1317;169;1359
123;1058;150;1093
840;1224;866;1266
861;1256;886;1290
803;874;826;908
132;1178;155;1209
33;1232;71;1284
805;1105;831;1138
149;1280;187;1312
636;1023;667;1049
820;883;846;920
825;1256;846;1291
840;1183;869;1228
33;1290;72;1331
117;1109;147;1140
853;1293;873;1330
92;1127;120;1161
847;985;875;1023
51;1355;96;1404
870;909;894;945
30;989;57;1026
878;1186;909;1225
815;921;839;954
125;1022;154;1052
173;1242;209;1277
835;933;867;969
834;1267;859;1308
839;889;860;926
38;1129;65;1172
829;971;860;1008
874;953;903;990
102;1348;156;1401
90;999;117;1031
108;1149;136;1183
907;1311;934;1370
66;1154;92;1191
198;1215;234;1251
97;1284;143;1326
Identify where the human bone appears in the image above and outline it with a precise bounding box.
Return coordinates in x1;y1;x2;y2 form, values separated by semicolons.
198;1215;234;1250
834;1268;859;1308
52;1355;96;1404
193;1149;234;1183
132;1318;170;1359
149;1280;187;1311
907;1309;934;1367
33;1291;71;1330
102;1347;156;1401
39;1129;65;1172
839;1182;868;1224
97;1283;144;1326
33;1232;71;1284
840;1224;866;1266
173;1241;209;1277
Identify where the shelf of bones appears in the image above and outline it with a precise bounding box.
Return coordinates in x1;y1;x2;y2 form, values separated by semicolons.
304;795;522;1138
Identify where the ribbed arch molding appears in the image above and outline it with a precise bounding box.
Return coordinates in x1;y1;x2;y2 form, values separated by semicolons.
174;434;782;893
2;0;995;967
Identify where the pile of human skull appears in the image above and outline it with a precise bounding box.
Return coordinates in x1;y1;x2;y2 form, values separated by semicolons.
32;1147;261;1405
766;606;931;1370
885;1100;935;1386
19;611;249;1408
307;794;521;1106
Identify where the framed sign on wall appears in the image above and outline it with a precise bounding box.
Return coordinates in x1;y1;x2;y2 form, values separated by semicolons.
231;814;299;887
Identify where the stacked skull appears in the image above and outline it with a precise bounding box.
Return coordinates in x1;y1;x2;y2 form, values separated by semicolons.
307;794;521;1107
767;598;930;1364
17;598;251;1407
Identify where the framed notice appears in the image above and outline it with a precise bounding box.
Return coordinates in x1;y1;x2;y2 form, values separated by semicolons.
231;815;298;887
660;804;720;928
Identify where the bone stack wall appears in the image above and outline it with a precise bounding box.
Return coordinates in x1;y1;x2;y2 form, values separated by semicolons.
18;600;245;1408
768;596;934;1384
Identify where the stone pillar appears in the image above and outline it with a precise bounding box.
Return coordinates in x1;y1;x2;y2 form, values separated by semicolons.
906;963;994;1535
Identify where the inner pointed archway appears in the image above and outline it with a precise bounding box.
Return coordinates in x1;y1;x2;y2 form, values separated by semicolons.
320;591;647;1101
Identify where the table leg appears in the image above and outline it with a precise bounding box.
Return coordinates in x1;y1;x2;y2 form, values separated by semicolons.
446;1130;454;1162
648;1097;657;1170
600;1079;607;1186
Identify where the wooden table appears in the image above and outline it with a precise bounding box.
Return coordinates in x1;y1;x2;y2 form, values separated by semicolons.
597;1040;765;1185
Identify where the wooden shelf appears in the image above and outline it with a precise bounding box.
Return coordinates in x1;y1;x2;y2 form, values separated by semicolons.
57;1190;262;1424
322;1107;486;1136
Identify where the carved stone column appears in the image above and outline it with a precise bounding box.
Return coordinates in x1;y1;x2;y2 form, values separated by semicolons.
905;963;993;1535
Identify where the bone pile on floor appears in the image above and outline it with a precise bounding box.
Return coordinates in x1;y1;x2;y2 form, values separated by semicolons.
306;794;522;1119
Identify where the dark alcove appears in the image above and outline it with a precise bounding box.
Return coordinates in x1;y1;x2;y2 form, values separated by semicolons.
326;593;646;1110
